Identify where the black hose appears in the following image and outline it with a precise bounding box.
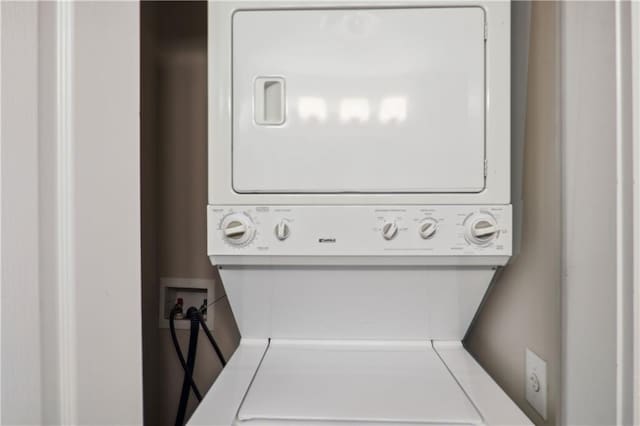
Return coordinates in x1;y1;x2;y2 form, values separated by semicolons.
174;308;200;426
195;311;226;367
169;308;202;401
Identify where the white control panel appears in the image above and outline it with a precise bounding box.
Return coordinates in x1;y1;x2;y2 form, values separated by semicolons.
208;205;512;258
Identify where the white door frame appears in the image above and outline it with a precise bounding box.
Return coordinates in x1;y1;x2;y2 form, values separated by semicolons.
0;2;41;424
632;2;640;423
561;1;638;424
1;2;142;424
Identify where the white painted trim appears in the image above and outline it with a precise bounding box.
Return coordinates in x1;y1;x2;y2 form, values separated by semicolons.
55;2;78;423
614;2;622;418
0;2;4;422
3;2;142;423
614;1;631;422
561;2;635;423
615;1;636;423
68;3;143;423
1;3;43;424
632;2;640;423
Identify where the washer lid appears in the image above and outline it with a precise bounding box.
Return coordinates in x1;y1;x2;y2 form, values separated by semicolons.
237;340;483;424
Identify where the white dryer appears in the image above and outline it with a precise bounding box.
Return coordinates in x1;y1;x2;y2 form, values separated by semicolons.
190;1;532;425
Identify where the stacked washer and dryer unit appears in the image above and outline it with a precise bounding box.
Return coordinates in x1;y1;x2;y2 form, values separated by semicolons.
190;1;532;425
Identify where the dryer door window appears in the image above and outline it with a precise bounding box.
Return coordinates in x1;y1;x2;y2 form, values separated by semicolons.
232;7;486;193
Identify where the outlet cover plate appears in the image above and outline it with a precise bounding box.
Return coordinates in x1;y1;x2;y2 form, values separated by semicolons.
159;277;217;330
526;348;547;419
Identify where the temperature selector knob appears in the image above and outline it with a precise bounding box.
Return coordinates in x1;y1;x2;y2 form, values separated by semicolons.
275;220;290;241
466;214;499;246
221;212;255;246
418;219;438;239
382;221;399;240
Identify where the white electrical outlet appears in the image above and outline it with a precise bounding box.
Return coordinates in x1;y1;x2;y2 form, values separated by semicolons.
158;277;217;330
526;348;547;419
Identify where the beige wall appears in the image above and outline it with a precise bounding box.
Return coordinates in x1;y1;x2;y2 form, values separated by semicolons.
142;3;562;425
466;3;562;426
141;3;240;425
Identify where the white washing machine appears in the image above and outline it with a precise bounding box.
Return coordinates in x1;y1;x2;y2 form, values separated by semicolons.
189;1;532;425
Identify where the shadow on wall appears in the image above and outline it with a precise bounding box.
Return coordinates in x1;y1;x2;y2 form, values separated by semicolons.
141;2;241;425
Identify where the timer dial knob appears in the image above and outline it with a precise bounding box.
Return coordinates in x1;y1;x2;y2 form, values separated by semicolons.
418;218;438;239
382;221;399;240
221;212;255;246
466;214;499;246
275;220;290;241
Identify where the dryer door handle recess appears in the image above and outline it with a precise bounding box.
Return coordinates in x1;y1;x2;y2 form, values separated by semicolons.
254;77;285;125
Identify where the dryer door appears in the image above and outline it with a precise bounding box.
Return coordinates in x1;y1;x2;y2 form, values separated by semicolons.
232;7;486;193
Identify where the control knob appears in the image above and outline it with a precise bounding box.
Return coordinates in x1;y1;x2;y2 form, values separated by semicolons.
418;219;438;239
275;220;290;241
382;221;399;240
466;214;499;246
221;212;255;246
